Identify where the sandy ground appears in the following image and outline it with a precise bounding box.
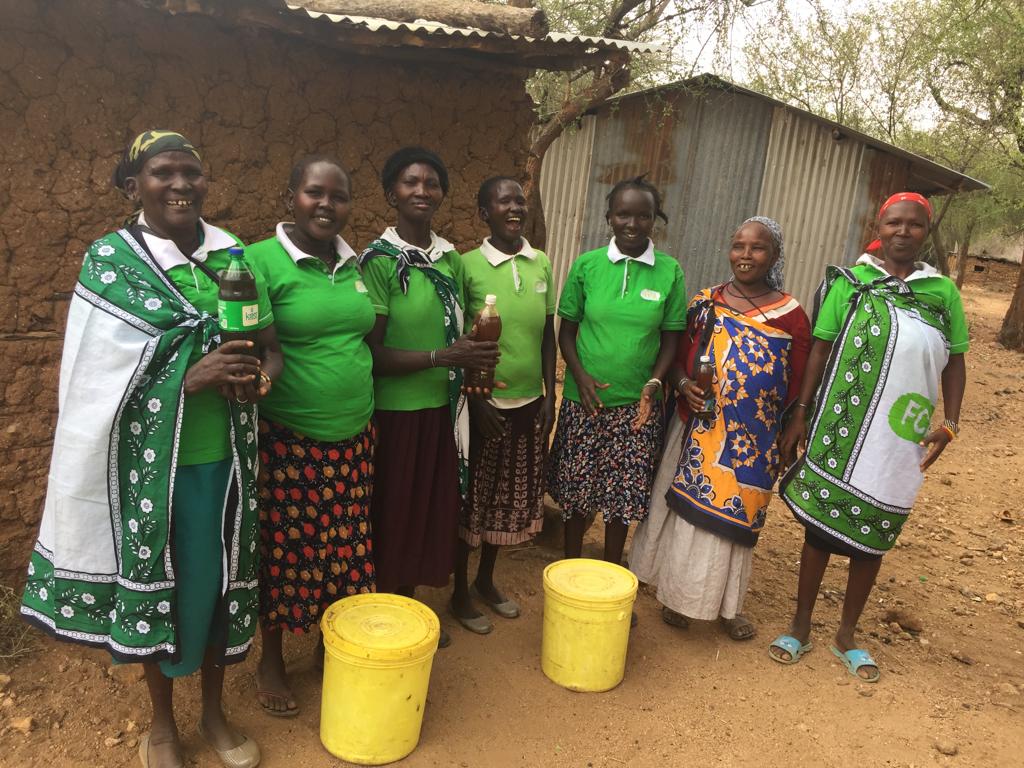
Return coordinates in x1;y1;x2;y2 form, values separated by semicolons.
1;260;1022;767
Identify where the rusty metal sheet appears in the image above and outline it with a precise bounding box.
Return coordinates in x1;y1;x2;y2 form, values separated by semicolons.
756;106;866;307
538;116;597;303
574;85;773;302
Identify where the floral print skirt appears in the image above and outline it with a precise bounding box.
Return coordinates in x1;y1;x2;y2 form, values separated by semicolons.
460;397;546;547
257;419;376;634
547;399;663;525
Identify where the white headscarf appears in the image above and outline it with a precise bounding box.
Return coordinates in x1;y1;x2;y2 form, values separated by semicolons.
740;216;785;292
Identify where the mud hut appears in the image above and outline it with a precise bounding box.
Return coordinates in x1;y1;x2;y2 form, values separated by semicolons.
0;0;651;579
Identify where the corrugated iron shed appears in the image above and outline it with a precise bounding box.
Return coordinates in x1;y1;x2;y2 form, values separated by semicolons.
540;74;989;309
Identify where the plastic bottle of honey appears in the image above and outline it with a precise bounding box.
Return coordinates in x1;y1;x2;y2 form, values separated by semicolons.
694;354;715;417
217;246;260;349
466;294;501;394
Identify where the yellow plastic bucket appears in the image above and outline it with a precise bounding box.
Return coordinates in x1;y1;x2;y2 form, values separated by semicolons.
320;594;439;765
541;558;638;692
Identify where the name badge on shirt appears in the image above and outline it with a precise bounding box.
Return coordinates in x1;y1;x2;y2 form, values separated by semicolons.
354;280;368;293
535;280;548;293
640;289;661;302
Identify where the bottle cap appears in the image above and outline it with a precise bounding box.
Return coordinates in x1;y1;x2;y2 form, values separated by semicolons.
699;355;711;363
228;246;244;257
485;294;497;304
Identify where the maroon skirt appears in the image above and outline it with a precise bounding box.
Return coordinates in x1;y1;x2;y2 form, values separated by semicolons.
372;406;460;591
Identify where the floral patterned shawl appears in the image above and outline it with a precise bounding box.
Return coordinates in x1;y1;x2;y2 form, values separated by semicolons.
21;229;260;664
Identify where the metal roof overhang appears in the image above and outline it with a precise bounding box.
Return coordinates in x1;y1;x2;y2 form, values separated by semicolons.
141;1;662;71
604;74;989;195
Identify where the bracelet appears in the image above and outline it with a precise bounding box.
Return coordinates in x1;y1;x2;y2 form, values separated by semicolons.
794;402;810;409
429;349;437;368
676;376;692;392
940;425;956;441
942;418;959;437
644;378;662;389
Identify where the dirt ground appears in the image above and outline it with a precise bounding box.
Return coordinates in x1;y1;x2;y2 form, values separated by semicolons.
1;259;1022;767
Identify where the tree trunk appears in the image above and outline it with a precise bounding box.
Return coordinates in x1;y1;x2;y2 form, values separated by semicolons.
522;57;629;250
998;252;1024;351
954;238;969;289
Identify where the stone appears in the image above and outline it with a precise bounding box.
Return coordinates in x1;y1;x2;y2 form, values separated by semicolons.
951;650;975;665
0;674;10;692
995;682;1019;696
107;664;144;685
8;716;35;735
934;739;959;756
984;592;1001;603
104;737;123;748
884;608;923;633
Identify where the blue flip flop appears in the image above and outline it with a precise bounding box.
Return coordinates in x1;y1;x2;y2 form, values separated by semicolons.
768;634;812;664
831;646;880;683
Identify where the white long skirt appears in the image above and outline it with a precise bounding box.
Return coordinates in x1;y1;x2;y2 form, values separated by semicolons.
629;411;754;621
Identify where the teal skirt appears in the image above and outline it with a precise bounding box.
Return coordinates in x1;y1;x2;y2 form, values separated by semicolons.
159;458;233;677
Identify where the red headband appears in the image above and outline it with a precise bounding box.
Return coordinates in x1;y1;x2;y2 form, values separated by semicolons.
866;192;933;252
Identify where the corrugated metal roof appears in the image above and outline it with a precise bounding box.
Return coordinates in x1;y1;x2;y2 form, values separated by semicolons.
284;4;663;55
608;74;988;195
757;105;866;307
538;115;597;304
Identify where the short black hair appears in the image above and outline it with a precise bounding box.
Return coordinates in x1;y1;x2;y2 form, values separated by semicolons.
381;146;449;196
288;154;349;191
605;174;668;223
477;176;522;209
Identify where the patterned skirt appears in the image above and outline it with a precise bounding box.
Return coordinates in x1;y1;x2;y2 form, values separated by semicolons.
460;397;546;547
547;399;663;525
257;419;376;634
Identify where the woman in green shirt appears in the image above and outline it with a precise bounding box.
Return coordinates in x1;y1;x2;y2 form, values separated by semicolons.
772;193;968;682
549;177;686;582
246;156;377;717
450;177;557;635
360;147;498;647
21;131;281;768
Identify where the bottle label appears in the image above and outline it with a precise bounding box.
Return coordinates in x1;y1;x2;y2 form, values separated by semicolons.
218;300;259;331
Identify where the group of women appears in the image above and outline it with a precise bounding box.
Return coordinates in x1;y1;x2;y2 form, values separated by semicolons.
20;130;967;768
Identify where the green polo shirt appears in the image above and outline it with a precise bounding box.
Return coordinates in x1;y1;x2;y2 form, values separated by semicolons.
167;248;274;465
246;235;376;441
361;251;465;411
557;244;687;407
461;241;555;399
814;262;969;353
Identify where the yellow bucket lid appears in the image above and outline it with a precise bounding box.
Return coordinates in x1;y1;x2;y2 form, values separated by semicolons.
321;594;439;664
543;558;638;604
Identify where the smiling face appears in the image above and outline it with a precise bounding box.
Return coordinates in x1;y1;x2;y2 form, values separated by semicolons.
607;187;655;256
729;222;778;288
388;162;444;226
877;200;929;265
125;150;207;238
289;161;351;243
480;179;527;249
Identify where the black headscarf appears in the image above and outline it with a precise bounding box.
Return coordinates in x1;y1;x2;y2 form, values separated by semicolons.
112;130;201;194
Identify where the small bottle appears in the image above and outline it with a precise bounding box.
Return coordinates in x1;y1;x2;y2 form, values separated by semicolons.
466;294;502;393
694;354;715;417
217;246;260;349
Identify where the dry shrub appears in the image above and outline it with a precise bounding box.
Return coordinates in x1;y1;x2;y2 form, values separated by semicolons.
0;584;35;663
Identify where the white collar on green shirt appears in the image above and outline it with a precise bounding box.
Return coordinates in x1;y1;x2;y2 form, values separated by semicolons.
380;226;455;263
607;237;655;266
480;236;536;266
275;222;356;275
856;253;937;282
137;212;236;272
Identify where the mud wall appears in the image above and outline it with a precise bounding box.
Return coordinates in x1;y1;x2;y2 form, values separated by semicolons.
0;0;535;581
